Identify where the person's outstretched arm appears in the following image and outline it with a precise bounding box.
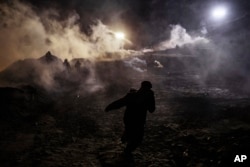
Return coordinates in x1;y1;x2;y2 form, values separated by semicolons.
105;96;126;112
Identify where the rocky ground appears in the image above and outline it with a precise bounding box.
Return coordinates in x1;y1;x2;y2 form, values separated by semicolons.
0;67;250;167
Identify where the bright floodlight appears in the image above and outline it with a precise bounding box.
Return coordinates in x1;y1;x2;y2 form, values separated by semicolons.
211;6;227;20
115;32;125;40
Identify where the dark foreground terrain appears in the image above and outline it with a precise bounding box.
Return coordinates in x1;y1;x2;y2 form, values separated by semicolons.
0;56;250;167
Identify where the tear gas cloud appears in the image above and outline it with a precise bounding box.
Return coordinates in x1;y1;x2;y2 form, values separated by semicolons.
154;60;163;68
124;57;147;73
0;0;211;72
0;1;144;92
0;1;133;71
156;25;209;50
151;23;250;93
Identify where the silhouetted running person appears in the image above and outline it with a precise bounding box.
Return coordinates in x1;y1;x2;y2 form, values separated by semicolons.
105;81;155;155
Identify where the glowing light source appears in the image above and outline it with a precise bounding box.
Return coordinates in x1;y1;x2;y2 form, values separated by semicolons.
115;32;125;40
211;6;227;20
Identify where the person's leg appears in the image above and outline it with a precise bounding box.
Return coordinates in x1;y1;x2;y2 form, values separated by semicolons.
124;127;144;154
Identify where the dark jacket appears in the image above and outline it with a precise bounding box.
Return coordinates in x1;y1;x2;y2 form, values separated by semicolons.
105;88;155;126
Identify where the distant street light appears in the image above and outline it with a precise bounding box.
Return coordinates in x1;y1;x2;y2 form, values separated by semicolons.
211;6;228;20
201;5;229;34
203;4;248;34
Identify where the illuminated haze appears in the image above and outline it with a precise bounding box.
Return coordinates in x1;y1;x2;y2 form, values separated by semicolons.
0;1;212;72
156;25;209;50
0;1;131;71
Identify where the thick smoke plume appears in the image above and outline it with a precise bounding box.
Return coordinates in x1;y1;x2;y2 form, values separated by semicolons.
0;1;132;71
156;25;209;50
124;57;147;72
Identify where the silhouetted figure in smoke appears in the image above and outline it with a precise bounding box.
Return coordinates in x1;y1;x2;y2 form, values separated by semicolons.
105;81;155;155
74;60;81;72
63;59;71;70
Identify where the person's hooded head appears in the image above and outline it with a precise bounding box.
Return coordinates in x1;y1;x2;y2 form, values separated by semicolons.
140;81;152;90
